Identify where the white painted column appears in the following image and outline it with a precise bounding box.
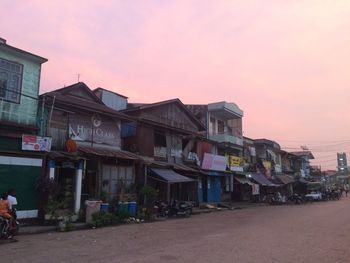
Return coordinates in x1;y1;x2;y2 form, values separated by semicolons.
74;160;83;214
48;160;55;180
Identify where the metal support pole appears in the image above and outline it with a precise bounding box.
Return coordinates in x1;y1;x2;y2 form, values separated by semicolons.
74;160;83;214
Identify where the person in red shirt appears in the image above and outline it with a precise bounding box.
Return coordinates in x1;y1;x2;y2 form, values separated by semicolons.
0;193;11;220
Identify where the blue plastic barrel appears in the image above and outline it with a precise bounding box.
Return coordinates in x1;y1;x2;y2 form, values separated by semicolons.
100;203;109;212
128;201;137;217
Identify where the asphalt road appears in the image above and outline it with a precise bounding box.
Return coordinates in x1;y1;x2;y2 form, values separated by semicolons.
2;198;350;263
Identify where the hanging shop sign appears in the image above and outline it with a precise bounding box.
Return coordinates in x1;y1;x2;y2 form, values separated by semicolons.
249;146;256;156
252;184;260;195
228;155;244;172
263;161;272;178
201;153;227;171
22;135;52;152
154;146;167;158
69;113;120;146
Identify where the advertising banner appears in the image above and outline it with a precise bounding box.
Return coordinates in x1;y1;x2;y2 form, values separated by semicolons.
263;161;272;178
201;153;227;171
228;155;244;172
22;135;52;152
252;184;260;195
69;113;120;146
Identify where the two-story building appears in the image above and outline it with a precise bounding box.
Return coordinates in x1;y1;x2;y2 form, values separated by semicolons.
187;101;244;203
0;38;47;218
254;139;282;178
121;99;206;203
38;82;139;216
289;151;315;178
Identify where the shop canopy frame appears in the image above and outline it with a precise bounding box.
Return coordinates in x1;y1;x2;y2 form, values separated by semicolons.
248;173;278;187
148;168;195;202
148;168;195;183
234;175;254;186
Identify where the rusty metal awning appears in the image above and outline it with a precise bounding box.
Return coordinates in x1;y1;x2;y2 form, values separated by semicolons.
149;168;195;183
47;151;86;160
78;146;140;160
249;173;278;186
234;175;254;186
276;174;295;185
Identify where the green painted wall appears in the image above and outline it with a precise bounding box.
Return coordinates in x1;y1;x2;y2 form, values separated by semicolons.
0;49;43;126
0;164;40;210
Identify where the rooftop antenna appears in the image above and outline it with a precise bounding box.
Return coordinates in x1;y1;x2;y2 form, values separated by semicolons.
300;145;309;150
77;73;81;82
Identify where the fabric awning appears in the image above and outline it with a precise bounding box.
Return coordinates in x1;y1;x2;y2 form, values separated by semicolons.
235;176;254;186
249;173;277;186
149;168;195;183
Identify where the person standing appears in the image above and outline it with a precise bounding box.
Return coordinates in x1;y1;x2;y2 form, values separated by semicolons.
344;184;349;197
0;193;11;220
7;189;17;210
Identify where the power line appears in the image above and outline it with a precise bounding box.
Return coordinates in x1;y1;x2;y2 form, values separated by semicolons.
276;139;350;143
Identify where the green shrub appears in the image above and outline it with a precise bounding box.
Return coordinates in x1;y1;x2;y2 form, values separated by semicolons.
115;209;131;223
90;211;118;228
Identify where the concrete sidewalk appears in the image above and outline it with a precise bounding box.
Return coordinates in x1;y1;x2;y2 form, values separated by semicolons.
19;222;88;235
192;202;267;214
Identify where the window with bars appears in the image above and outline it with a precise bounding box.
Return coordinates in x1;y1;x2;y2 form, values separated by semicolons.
0;58;23;103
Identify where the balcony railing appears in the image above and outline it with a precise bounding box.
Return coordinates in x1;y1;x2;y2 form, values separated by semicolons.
209;132;243;146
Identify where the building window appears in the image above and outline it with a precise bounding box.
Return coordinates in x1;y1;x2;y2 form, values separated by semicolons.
217;120;225;134
210;117;216;134
0;58;23;103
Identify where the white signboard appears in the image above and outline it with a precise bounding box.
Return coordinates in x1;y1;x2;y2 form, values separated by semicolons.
201;153;227;171
252;184;260;195
22;135;52;152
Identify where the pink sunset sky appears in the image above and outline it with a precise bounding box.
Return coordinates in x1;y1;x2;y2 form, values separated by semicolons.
2;0;350;170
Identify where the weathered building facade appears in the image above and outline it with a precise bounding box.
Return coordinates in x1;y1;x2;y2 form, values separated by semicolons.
39;82;138;215
187;101;244;202
122;99;206;203
0;38;47;218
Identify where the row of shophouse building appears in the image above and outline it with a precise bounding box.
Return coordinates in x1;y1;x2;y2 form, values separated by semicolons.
0;39;317;219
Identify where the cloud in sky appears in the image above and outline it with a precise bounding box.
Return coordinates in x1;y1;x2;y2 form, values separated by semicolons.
2;0;350;169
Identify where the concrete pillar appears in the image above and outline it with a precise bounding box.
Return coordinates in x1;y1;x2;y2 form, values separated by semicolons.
74;160;83;214
48;160;55;180
167;183;171;203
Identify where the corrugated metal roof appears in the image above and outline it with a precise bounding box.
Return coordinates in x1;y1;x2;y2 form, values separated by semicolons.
0;41;48;63
249;173;277;186
41;83;132;121
122;98;206;131
173;163;198;172
234;175;254;185
136;157;198;172
276;174;295;185
149;168;195;183
289;151;315;159
48;151;85;160
78;146;140;160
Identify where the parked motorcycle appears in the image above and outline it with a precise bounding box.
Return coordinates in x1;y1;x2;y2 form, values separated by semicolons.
331;190;341;200
153;201;169;218
0;208;19;240
288;194;303;204
168;200;192;217
269;192;287;205
0;216;17;240
11;208;20;236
